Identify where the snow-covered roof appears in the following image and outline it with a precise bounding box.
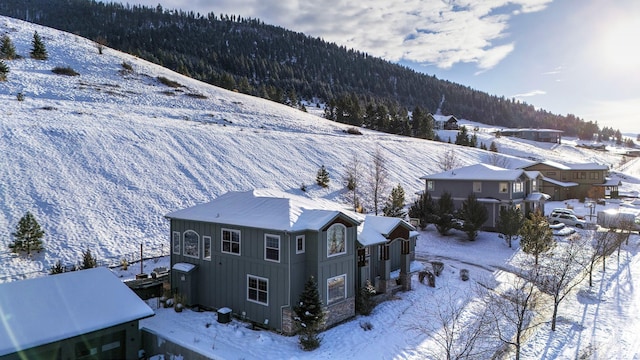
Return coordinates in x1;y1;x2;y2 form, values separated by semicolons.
0;267;154;356
421;164;527;181
525;192;552;201
525;160;608;171
541;177;579;187
597;178;622;187
165;189;363;232
501;128;564;133
357;215;416;246
173;262;197;272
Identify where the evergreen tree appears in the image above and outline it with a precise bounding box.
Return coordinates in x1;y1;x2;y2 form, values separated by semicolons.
496;206;524;248
355;279;376;315
293;276;326;351
458;194;488;240
316;165;330;188
0;35;17;60
81;248;98;269
50;260;64;274
383;184;406;217
0;59;8;81
30;31;48;60
9;211;45;255
489;141;499;152
408;192;435;229
434;192;455;235
519;211;554;265
455;126;470;146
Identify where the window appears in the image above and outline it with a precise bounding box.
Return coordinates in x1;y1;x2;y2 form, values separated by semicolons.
499;182;509;193
264;234;280;262
589;172;599;180
512;181;523;193
203;236;211;260
247;275;268;305
327;223;347;257
473;181;482;193
172;231;180;254
532;179;537;191
222;228;241;255
546;171;556;176
427;180;434;191
296;235;305;254
183;230;199;258
327;274;346;305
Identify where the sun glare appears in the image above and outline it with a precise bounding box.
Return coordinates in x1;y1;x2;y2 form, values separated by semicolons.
599;20;640;70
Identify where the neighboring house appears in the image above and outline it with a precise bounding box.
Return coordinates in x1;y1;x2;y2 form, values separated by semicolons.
357;215;418;294
421;164;549;230
499;128;563;144
519;160;614;200
0;267;154;360
165;189;417;335
431;114;459;130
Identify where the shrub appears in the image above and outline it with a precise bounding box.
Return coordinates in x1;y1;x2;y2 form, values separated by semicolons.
16;92;24;101
120;61;133;73
356;280;376;315
431;261;444;276
345;127;363;135
157;76;182;88
51;66;79;76
186;93;208;99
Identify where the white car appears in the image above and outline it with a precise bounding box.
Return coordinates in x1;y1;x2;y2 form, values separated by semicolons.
550;208;576;216
548;213;586;228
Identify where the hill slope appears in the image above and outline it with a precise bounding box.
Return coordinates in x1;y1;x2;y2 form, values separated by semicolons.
0;16;629;279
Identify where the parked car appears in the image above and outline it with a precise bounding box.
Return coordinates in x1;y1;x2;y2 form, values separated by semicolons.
548;213;587;228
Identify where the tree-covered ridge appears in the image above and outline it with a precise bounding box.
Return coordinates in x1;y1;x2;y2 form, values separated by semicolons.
0;0;603;138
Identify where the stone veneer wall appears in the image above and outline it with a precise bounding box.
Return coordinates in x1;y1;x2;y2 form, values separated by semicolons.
324;297;356;329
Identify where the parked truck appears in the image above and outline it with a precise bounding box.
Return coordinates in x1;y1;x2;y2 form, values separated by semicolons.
596;209;640;231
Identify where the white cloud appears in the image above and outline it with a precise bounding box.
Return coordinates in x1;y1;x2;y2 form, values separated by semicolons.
127;0;553;70
512;89;546;97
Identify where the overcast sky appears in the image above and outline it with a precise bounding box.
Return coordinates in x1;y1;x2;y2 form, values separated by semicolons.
124;0;640;134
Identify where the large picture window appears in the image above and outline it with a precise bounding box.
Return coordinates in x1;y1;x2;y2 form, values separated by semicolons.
247;275;268;305
327;223;347;257
203;236;211;260
264;234;280;262
183;230;199;258
327;274;346;305
512;181;523;193
172;231;180;254
222;228;241;255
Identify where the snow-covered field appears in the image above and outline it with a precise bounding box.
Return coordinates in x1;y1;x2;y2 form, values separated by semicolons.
3;15;640;359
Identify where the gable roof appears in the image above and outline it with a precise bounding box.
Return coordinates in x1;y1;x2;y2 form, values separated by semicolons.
523;160;608;171
421;164;527;182
0;267;154;356
357;215;417;246
165;189;363;231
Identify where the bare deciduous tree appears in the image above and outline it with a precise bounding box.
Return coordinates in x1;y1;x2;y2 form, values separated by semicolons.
488;152;511;168
368;147;388;215
344;153;363;212
486;268;544;360
537;236;589;331
438;148;461;172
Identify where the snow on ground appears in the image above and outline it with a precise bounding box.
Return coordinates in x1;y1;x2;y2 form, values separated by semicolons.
3;15;640;359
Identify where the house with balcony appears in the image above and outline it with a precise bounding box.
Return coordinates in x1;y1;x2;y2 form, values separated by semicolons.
165;189;417;334
420;164;549;230
519;160;615;200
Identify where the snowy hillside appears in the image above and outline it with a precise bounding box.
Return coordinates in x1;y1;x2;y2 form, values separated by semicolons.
0;15;637;279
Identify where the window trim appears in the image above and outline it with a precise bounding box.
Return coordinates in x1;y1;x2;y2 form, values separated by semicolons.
296;235;305;254
327;274;347;305
183;230;200;259
427;180;434;191
221;228;241;255
172;231;181;255
473;181;482;193
327;223;347;257
264;234;280;263
247;274;269;306
499;182;509;193
203;236;212;261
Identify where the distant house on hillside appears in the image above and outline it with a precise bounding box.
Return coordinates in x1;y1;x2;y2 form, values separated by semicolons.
421;164;549;230
499;128;563;144
519;160;616;200
431;114;459;130
165;189;417;334
0;268;154;360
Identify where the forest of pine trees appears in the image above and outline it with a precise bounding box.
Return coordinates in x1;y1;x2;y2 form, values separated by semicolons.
0;0;612;139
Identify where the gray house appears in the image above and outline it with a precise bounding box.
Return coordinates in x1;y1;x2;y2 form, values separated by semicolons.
499;128;563;143
357;215;418;293
165;189;418;334
421;164;549;229
0;267;154;360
